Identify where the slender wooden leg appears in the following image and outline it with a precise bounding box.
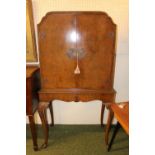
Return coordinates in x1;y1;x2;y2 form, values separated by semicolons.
49;101;54;127
107;122;120;151
28;115;38;151
100;102;105;127
38;108;49;149
105;109;114;145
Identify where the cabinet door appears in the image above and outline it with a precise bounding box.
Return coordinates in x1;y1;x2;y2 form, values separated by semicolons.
76;13;116;89
38;13;77;89
38;12;116;90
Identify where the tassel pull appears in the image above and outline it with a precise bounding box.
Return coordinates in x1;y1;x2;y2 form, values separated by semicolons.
74;65;80;74
74;51;80;74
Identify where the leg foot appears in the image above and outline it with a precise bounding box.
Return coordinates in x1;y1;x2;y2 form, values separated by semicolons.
38;105;49;149
107;122;120;151
28;115;38;151
105;109;114;145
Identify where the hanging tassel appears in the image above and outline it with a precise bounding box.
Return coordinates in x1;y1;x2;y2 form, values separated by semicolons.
74;64;80;74
74;51;80;74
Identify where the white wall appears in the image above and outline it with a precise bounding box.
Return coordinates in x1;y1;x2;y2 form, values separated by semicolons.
27;0;128;124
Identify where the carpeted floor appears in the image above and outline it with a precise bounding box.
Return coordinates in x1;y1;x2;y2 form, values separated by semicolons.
26;125;129;155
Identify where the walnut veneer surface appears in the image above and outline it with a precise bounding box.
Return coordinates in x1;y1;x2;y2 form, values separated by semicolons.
38;12;116;105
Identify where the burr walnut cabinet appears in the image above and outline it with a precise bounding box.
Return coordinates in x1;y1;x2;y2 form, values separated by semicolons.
38;11;117;127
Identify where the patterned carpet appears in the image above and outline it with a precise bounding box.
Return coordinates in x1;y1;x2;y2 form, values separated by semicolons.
26;125;129;155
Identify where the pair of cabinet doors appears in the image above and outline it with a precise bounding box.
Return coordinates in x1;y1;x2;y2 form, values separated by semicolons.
38;12;116;91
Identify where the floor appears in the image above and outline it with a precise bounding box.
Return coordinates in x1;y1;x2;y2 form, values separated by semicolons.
26;125;129;155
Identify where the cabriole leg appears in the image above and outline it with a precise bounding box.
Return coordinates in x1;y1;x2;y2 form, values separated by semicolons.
38;107;49;149
28;115;38;151
105;109;114;145
49;101;54;127
100;102;105;127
